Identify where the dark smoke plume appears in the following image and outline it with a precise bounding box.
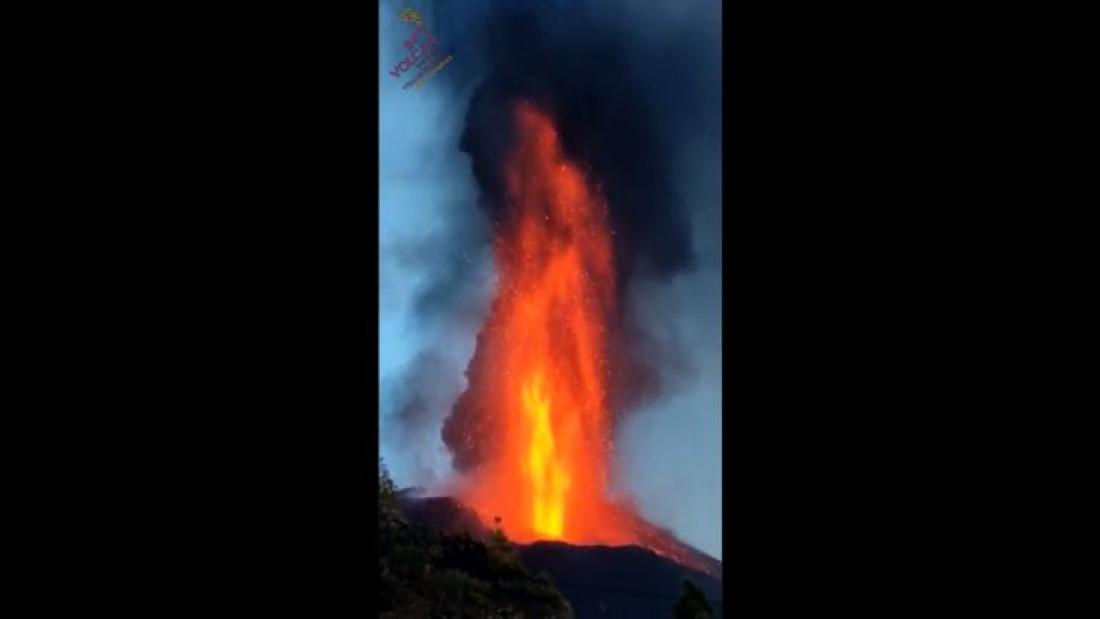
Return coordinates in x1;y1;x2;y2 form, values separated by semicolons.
433;0;713;472
453;7;697;289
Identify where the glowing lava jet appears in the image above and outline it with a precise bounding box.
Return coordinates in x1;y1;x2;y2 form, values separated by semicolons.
449;101;637;546
438;100;722;579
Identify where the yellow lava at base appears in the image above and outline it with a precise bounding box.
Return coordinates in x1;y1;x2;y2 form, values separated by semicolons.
522;369;571;537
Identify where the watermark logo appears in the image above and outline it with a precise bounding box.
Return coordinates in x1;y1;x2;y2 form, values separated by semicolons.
390;8;453;90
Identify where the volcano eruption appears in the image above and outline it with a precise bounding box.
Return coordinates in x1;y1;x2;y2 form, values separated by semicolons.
442;100;626;545
382;2;722;605
438;98;718;579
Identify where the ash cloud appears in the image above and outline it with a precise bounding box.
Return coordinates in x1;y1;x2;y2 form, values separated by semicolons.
386;198;489;326
381;350;465;487
444;2;701;290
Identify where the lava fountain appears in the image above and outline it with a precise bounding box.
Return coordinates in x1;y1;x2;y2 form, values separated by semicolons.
445;100;637;546
438;99;721;579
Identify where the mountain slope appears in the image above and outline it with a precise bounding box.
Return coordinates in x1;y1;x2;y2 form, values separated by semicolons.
518;542;722;618
396;493;723;618
381;491;571;618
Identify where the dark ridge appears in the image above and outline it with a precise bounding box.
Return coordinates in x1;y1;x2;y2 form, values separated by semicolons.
396;494;723;618
396;493;489;539
517;541;723;618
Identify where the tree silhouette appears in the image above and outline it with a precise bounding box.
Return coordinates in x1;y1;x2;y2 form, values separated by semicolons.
674;579;714;618
378;457;400;521
377;460;571;617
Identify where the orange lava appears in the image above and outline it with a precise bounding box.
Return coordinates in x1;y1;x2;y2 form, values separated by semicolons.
457;101;637;546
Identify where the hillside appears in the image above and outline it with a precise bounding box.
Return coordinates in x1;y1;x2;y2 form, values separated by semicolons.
392;491;722;618
379;487;572;618
518;542;722;617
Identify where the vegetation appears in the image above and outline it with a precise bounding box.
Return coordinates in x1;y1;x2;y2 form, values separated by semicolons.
378;459;573;618
673;579;714;618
